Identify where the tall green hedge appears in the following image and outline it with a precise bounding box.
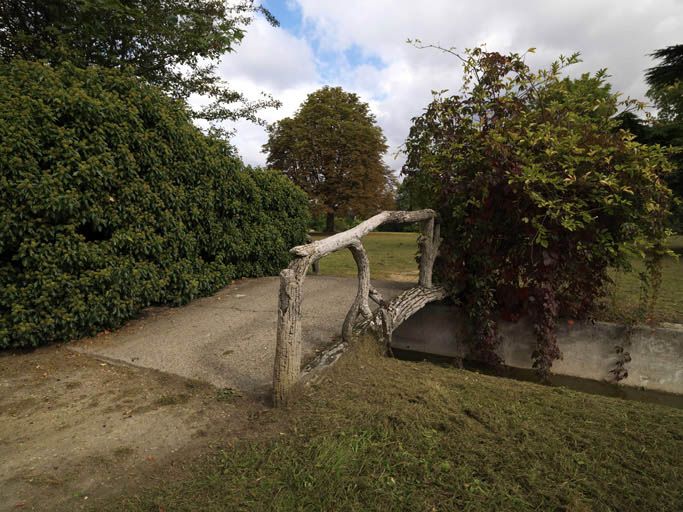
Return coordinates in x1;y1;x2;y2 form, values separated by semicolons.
0;60;309;348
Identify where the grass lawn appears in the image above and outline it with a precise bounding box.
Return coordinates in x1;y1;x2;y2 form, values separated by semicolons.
313;231;421;282
604;244;683;324
313;232;683;324
114;340;683;511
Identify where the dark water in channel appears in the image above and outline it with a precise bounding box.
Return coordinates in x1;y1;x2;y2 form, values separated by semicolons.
392;348;683;410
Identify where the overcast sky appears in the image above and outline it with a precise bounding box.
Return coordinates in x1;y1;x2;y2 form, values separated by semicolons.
216;0;683;172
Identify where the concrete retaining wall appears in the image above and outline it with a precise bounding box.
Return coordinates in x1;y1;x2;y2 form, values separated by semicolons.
391;303;683;395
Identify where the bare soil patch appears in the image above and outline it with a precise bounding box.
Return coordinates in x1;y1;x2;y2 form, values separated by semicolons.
0;345;276;511
1;276;409;511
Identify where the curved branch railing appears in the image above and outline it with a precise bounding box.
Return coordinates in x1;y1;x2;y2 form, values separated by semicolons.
273;210;446;405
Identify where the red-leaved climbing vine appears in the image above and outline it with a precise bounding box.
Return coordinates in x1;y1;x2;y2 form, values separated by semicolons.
403;45;673;376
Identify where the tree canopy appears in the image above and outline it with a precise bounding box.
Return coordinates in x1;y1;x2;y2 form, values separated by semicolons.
646;44;683;121
617;44;683;229
263;86;395;232
404;47;673;375
0;0;278;126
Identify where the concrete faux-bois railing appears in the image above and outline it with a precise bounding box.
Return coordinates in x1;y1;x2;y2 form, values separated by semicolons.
272;210;445;405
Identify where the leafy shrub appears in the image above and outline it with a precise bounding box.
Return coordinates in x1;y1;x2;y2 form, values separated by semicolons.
404;48;673;376
0;60;309;348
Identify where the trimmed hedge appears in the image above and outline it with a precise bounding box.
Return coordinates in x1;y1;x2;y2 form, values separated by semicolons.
0;60;309;348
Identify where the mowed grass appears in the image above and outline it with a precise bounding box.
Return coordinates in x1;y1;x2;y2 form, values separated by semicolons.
115;339;683;512
313;232;683;323
312;231;421;282
603;244;683;324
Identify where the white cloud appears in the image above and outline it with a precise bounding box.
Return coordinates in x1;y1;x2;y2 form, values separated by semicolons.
212;18;323;165
227;82;320;164
218;1;683;171
218;18;317;89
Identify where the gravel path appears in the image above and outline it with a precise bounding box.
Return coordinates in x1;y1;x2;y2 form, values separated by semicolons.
71;276;410;395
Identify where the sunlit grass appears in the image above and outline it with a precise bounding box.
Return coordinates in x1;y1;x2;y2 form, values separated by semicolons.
312;231;420;282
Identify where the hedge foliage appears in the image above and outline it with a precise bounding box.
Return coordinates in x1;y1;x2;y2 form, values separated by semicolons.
0;60;309;348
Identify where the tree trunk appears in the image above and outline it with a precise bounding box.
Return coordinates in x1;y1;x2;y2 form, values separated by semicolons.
325;212;335;233
341;240;372;342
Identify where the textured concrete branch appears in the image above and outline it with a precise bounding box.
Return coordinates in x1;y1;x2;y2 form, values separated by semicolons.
418;217;441;288
273;210;441;406
341;240;372;342
358;285;449;341
290;210;436;259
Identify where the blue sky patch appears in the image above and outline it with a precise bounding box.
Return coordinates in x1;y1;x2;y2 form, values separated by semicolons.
262;0;385;83
262;0;303;35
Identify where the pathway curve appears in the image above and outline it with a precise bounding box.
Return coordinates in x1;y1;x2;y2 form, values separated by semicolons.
71;276;411;396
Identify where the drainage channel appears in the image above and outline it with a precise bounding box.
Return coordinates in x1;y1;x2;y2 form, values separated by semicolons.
391;348;683;410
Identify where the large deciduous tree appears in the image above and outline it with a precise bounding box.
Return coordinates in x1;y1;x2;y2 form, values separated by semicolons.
0;0;279;126
263;86;395;232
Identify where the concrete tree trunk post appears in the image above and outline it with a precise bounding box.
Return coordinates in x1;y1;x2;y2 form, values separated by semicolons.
419;217;440;288
341;239;372;342
273;209;445;406
273;257;310;406
358;285;449;343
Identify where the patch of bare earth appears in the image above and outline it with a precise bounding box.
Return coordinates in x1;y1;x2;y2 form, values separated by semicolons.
0;345;279;511
384;270;419;283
